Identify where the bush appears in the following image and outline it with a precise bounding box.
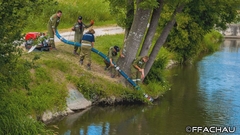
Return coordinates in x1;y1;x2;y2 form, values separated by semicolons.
202;30;223;53
145;48;170;84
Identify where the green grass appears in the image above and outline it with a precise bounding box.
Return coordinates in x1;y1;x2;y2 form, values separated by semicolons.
93;34;125;66
19;32;170;108
24;0;114;33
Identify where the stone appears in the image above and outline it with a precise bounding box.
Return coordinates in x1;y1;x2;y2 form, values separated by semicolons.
66;89;92;111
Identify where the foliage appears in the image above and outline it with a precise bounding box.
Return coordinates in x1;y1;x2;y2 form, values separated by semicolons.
143;48;171;98
24;0;113;32
201;30;223;53
0;0;60;134
139;0;159;9
106;0;131;28
140;81;169;99
0;92;51;135
107;0;159;29
0;59;54;135
165;19;204;62
29;82;68;114
0;0;56;43
106;0;240;79
164;0;239;63
166;28;223;63
145;48;170;84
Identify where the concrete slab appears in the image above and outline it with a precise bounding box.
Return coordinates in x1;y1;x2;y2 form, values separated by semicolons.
66;89;92;111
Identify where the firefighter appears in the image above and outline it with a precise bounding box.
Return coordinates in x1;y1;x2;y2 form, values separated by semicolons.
131;56;149;84
79;28;95;70
104;46;124;78
47;10;62;50
72;16;94;55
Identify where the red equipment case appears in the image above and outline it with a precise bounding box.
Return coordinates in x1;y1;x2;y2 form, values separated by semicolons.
25;32;40;40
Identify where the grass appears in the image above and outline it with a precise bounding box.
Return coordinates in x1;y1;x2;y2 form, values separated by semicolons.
24;0;114;33
19;32;169;109
93;34;125;66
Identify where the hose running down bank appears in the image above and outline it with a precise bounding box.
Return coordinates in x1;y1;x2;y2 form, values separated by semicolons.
55;29;153;102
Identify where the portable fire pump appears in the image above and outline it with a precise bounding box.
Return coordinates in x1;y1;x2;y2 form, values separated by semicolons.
25;32;50;52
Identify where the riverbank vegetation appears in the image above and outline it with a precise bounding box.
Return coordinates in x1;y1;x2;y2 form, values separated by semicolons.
165;30;224;64
0;0;238;134
24;0;113;33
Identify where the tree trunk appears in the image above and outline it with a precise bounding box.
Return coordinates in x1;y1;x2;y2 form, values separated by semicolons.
144;4;185;77
118;0;151;77
139;0;164;56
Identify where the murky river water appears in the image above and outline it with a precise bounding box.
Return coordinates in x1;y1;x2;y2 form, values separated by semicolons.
47;39;240;135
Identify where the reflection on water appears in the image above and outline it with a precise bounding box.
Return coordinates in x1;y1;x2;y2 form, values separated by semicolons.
64;122;110;135
47;40;240;135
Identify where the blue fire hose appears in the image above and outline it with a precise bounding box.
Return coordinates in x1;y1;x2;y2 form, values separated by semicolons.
55;29;153;102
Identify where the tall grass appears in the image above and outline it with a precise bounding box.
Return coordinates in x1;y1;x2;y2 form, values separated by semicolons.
201;30;223;53
24;0;113;32
0;59;55;134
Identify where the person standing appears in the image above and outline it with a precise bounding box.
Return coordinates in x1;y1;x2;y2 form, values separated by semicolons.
131;56;149;84
47;10;62;50
72;16;94;55
104;46;124;78
79;28;95;70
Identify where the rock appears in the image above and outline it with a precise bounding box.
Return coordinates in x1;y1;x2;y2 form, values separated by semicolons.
41;89;91;123
66;89;92;111
42;110;53;122
66;107;74;114
42;109;68;123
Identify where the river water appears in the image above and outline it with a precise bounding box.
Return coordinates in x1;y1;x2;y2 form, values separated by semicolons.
47;39;240;135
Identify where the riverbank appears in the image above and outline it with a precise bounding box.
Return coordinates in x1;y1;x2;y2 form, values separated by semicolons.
21;26;170;124
20;25;223;124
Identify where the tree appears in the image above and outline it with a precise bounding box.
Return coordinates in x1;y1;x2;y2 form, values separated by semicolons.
139;0;164;56
108;0;240;82
0;0;57;134
145;2;185;75
117;0;153;77
164;0;240;63
108;0;158;76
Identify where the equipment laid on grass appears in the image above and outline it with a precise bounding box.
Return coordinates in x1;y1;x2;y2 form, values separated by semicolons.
55;29;154;102
25;32;50;52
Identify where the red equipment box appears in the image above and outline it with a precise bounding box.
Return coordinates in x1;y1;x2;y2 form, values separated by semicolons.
25;32;40;40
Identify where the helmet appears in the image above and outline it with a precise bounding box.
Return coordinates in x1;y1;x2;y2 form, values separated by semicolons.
114;46;120;52
78;16;83;20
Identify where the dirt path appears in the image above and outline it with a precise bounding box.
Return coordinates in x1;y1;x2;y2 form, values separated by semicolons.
55;26;125;42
